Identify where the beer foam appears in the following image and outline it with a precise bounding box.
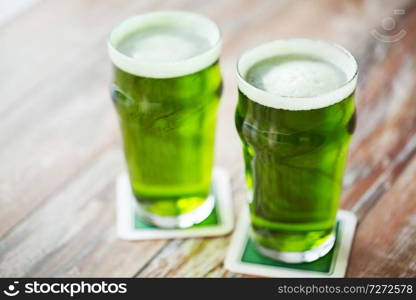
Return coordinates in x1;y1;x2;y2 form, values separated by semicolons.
117;27;212;62
108;11;221;78
237;39;358;110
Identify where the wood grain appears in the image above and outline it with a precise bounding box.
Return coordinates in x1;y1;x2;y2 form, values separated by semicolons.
0;0;415;278
0;0;198;237
344;3;416;219
348;156;416;277
135;0;416;277
0;147;167;277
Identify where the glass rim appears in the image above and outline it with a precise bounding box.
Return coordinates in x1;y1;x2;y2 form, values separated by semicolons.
107;10;222;79
236;38;358;111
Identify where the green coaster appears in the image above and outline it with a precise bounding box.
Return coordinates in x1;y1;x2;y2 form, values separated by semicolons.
116;167;234;240
224;207;357;277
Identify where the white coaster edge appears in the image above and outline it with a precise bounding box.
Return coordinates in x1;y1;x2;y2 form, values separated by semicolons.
224;207;357;278
116;167;234;240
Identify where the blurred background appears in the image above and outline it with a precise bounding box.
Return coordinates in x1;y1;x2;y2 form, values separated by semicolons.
0;0;415;277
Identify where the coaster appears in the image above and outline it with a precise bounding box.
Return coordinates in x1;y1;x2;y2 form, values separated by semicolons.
224;207;357;278
116;167;234;240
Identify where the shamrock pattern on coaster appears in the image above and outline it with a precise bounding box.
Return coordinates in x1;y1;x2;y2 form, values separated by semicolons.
116;167;234;240
225;208;357;278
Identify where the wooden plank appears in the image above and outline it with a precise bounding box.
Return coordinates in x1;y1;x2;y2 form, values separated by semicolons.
0;0;157;114
134;1;413;277
137;0;416;277
205;266;240;278
0;0;277;277
0;0;214;276
137;238;230;277
348;155;416;277
342;2;416;218
0;54;117;238
0;0;197;238
0;0;415;278
0;147;167;277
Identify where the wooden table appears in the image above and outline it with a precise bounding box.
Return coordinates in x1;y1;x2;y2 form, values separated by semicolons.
0;0;415;278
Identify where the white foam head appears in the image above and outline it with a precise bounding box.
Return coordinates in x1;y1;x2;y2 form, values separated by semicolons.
108;11;221;78
237;39;358;110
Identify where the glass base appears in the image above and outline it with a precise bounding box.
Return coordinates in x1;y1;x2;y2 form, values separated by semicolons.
254;233;336;264
135;194;215;229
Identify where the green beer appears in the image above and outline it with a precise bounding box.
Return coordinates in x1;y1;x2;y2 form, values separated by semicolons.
235;39;358;262
108;11;222;228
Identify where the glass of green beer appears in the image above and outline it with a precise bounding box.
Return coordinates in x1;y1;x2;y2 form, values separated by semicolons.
108;11;222;228
235;39;358;263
